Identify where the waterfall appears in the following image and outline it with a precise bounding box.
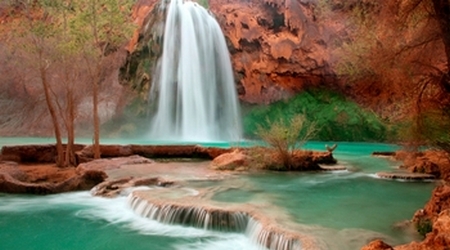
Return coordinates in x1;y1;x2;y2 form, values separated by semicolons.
129;194;249;232
246;218;303;250
149;0;242;142
128;193;308;250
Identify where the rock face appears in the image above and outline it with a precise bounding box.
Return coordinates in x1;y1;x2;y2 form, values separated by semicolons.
210;0;335;104
121;0;339;105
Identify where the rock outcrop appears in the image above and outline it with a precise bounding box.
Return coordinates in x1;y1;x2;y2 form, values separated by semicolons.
396;150;450;181
2;144;233;165
0;161;106;194
211;148;337;171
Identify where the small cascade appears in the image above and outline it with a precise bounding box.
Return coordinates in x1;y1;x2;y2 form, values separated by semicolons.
129;194;249;232
246;218;302;250
148;0;242;142
128;192;312;250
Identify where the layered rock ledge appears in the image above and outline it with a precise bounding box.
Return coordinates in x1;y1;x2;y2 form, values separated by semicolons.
0;144;337;195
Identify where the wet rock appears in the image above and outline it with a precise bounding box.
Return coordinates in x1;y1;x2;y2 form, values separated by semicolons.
360;239;393;250
91;176;173;198
376;172;435;181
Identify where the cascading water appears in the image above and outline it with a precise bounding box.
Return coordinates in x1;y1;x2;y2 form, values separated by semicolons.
128;192;307;250
149;0;242;142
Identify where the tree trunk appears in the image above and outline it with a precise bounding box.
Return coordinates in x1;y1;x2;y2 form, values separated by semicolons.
93;74;101;159
39;60;65;167
65;88;76;166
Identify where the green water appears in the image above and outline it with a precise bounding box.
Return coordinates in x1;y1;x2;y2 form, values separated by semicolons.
0;139;436;249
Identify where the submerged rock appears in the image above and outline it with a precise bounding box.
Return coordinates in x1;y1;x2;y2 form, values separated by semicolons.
91;176;173;198
376;172;435;181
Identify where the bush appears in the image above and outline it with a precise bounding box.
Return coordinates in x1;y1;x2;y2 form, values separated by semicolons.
255;114;316;170
416;218;432;238
244;89;387;141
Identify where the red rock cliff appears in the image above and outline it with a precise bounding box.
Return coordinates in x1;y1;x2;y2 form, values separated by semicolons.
209;0;336;104
124;0;340;104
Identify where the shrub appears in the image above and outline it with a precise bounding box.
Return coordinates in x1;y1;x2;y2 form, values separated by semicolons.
416;218;433;238
244;89;387;141
255;114;316;170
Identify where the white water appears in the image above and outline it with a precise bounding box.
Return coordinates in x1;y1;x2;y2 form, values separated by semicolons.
149;0;242;142
128;193;305;250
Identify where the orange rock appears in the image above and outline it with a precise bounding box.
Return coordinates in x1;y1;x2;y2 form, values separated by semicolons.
360;239;393;250
212;0;336;104
210;149;248;170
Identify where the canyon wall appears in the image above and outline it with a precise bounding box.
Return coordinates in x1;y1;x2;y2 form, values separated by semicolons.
209;0;338;104
122;0;346;104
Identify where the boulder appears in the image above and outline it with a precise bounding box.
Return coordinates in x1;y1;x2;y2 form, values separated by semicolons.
210;150;248;171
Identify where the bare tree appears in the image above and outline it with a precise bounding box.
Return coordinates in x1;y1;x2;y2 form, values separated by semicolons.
1;0;134;165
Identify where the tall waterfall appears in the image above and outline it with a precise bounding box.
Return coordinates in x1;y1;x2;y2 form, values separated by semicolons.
149;0;242;142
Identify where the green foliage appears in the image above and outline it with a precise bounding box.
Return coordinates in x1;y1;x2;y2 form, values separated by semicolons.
42;0;135;57
255;114;316;170
256;115;316;151
416;218;432;238
397;107;450;150
195;0;209;8
244;89;387;141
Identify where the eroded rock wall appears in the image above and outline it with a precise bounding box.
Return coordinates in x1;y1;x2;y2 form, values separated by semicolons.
122;0;340;105
209;0;336;104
